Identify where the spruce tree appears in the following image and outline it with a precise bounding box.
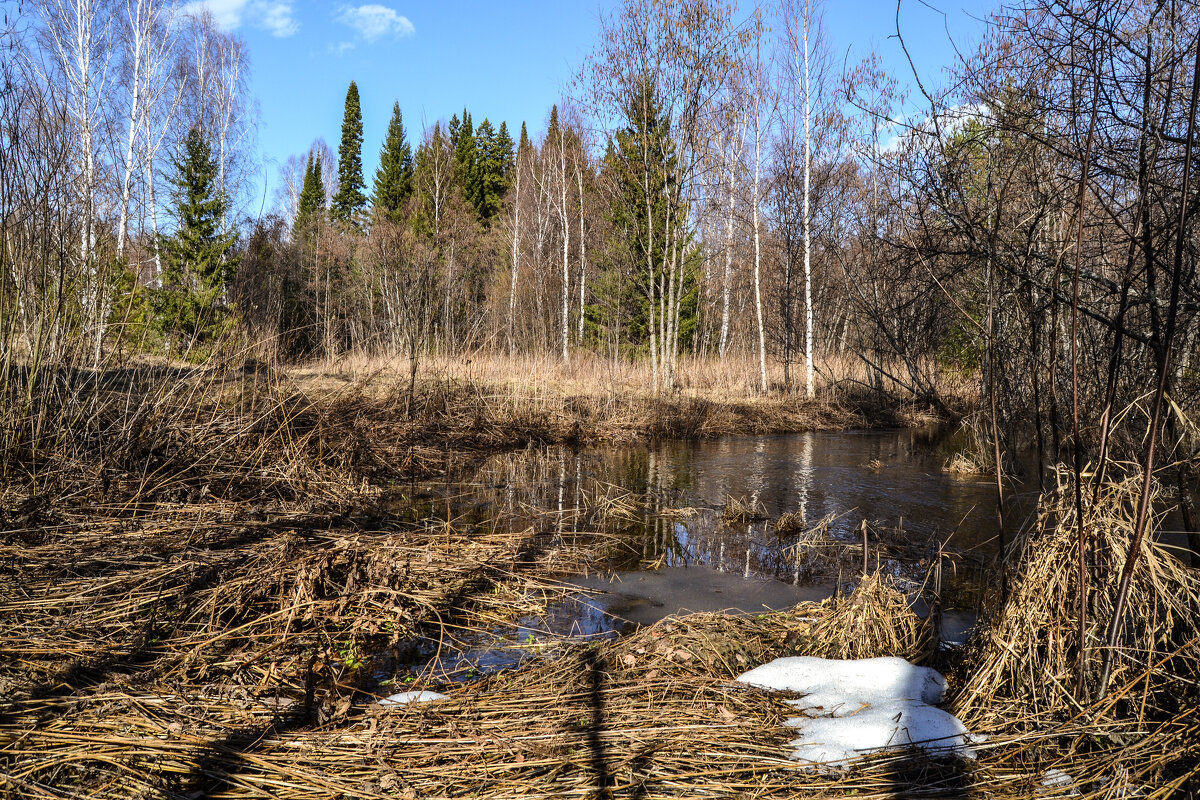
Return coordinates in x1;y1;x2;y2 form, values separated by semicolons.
518;121;531;156
547;104;560;147
496;121;515;181
452;109;476;206
156;125;239;347
473;118;497;219
332;81;366;223
294;151;326;237
473;118;512;222
600;79;697;349
372;101;414;219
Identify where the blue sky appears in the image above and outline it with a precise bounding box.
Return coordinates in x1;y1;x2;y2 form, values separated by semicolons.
190;0;997;207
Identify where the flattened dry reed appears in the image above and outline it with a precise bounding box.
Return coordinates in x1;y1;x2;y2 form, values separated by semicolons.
0;494;618;798
2;509;968;800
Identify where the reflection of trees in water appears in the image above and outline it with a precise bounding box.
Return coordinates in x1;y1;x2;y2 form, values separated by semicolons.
448;431;1013;577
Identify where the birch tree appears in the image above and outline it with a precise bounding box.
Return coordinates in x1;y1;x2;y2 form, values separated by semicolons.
585;0;748;391
115;0;178;263
35;0;115;363
747;22;773;393
507;125;531;353
717;106;747;358
181;10;254;233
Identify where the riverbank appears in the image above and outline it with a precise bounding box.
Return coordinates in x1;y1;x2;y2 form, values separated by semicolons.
1;352;957;511
285;350;958;450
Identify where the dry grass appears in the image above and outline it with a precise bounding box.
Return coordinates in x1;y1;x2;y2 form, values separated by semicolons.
947;467;1200;796
0;491;622;799
299;349;926;399
720;495;770;524
286;350;959;443
0;550;955;800
809;573;937;663
5;470;1196;798
8;356;1194;797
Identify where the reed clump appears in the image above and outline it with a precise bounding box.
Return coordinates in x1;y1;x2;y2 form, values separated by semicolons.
721;495;770;525
950;469;1200;796
809;572;936;663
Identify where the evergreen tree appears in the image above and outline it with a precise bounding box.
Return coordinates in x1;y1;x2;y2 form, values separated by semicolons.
331;80;366;223
496;121;515;181
469;119;514;222
372;101;414;219
452;109;476;206
596;79;698;351
473;118;500;219
155;125;239;348
518;121;531;156
547;104;561;151
294;151;326;237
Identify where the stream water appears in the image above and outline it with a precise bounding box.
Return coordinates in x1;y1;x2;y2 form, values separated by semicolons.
381;426;1032;685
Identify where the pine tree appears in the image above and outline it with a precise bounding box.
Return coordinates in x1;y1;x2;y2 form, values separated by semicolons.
372;101;414;219
294;151;326;237
156;125;239;347
332;80;366;223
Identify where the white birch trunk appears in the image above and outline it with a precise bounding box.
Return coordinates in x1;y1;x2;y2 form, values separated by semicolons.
559;134;570;364
803;0;815;399
116;0;144;259
508;151;522;354
576;155;586;344
752;80;767;394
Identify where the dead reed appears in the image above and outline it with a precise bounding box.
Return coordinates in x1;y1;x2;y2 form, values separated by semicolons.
949;467;1200;796
808;573;936;663
3;552;966;800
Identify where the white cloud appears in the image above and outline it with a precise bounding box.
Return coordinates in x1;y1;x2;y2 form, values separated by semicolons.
182;0;299;37
329;41;357;56
337;4;415;43
257;2;299;37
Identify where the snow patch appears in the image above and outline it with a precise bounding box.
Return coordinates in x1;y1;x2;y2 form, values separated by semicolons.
379;690;448;706
737;656;946;706
784;699;975;766
736;656;978;767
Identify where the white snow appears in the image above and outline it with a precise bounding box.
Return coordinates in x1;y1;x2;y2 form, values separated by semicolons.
783;699;976;766
378;690;448;706
737;656;946;707
736;655;979;767
1038;768;1080;796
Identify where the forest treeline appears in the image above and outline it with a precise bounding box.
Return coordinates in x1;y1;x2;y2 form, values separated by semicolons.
1;0;1199;478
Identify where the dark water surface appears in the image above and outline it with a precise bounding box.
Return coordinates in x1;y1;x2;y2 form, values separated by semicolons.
384;427;1029;683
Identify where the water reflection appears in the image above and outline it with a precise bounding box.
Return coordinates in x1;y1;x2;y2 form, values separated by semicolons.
403;426;1022;585
386;428;1023;683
